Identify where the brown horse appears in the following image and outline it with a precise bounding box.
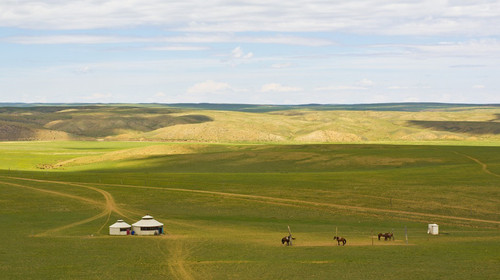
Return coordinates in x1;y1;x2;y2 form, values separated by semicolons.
378;232;394;241
333;236;346;246
281;235;295;246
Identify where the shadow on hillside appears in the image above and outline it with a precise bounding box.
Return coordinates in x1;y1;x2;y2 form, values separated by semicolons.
0;122;37;141
407;120;500;135
47;114;214;138
0;105;214;139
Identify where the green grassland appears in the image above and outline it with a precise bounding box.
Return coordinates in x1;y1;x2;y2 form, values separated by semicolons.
0;141;499;279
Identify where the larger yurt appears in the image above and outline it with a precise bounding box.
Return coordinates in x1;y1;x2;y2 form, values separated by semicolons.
132;215;164;235
109;219;132;235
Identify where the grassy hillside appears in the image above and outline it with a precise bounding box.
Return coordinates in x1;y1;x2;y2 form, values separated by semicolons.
0;103;499;143
0;141;499;279
0;106;212;140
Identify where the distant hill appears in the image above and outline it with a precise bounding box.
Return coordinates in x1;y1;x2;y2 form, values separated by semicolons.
2;102;499;112
165;102;500;112
0;103;499;143
0;105;212;141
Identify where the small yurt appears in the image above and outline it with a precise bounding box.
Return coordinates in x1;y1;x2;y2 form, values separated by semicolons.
109;219;132;235
132;215;164;235
427;224;439;235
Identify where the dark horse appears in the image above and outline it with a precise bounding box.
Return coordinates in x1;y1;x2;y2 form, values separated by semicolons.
378;232;394;241
281;235;295;246
333;236;347;246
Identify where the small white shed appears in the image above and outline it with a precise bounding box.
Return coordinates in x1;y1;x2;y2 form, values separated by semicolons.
109;219;132;235
132;215;164;236
427;224;439;235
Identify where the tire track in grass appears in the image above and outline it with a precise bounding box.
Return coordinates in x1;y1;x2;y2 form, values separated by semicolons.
0;176;139;236
3;173;499;233
2;175;197;279
453;151;500;178
313;190;500;215
74;181;500;226
0;180;109;237
0;180;101;205
167;240;195;280
159;187;500;225
155;235;196;280
5;174;499;226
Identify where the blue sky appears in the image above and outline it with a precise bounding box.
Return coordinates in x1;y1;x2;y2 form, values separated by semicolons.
1;0;499;104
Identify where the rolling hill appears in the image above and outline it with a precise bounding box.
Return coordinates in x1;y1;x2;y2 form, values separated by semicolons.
0;103;499;143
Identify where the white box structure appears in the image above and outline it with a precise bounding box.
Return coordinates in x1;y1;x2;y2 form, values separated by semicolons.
427;224;439;235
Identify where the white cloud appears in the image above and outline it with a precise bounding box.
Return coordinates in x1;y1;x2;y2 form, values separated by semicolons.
403;97;420;102
83;93;113;101
222;46;254;66
410;39;500;56
231;47;253;59
4;35;139;45
357;79;374;87
74;66;92;74
1;1;499;36
261;83;302;92
473;85;486;89
371;39;500;58
315;86;368;91
271;63;293;69
2;34;332;46
187;80;233;94
387;86;409;90
146;45;209;51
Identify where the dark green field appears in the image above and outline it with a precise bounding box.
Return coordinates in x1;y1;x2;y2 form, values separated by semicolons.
0;141;499;279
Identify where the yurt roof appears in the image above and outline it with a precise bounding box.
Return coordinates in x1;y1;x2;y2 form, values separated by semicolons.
109;219;132;228
132;215;164;227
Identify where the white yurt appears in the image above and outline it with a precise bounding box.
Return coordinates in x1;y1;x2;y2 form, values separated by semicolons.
109;219;132;235
132;215;164;235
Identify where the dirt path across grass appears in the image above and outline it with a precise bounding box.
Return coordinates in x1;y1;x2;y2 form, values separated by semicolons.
1;175;194;279
82;181;500;226
3;174;499;230
155;232;199;280
0;175;138;236
0;180;100;205
167;240;196;280
154;236;195;280
313;190;500;215
161;187;500;225
454;151;500;178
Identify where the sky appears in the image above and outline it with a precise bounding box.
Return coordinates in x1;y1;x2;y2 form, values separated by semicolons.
0;0;499;104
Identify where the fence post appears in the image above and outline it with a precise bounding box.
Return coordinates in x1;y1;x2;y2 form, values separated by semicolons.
405;226;408;245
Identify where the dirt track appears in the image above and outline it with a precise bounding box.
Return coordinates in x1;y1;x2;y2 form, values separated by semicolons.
82;182;498;226
454;151;500;178
0;175;196;279
2;158;499;227
0;175;138;236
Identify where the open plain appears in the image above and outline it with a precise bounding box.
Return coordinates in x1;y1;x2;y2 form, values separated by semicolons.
0;104;499;279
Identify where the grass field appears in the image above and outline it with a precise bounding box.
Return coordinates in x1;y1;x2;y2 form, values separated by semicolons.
0;141;499;279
